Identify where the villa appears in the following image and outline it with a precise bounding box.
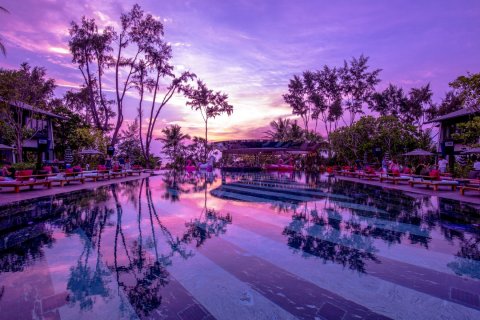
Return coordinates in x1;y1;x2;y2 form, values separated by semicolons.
0;98;65;163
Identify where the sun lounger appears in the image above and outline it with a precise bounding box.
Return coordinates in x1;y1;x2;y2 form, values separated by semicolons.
460;185;480;195
409;177;458;191
126;169;143;176
358;172;380;180
0;178;52;193
380;174;411;184
83;170;110;181
109;170;126;179
48;173;85;186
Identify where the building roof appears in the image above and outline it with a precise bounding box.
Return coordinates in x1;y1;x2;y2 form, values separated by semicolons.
0;97;68;120
213;139;327;155
0;143;14;150
425;108;478;124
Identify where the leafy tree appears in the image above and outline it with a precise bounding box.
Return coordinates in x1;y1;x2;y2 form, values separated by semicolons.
134;59;194;168
369;84;406;117
117;119;144;165
69;17;115;133
340;55;381;125
450;72;480;112
330;116;376;161
315;66;343;135
0;63;56;162
50;101;91;158
283;72;321;132
452;116;480;146
330;115;432;163
185;136;211;164
433;91;464;118
69;4;194;147
185;80;233;161
401;84;433;126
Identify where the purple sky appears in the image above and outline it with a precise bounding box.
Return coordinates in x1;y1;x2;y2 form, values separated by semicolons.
1;0;479;150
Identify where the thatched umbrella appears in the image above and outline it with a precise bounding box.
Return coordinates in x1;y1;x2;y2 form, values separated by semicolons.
403;149;435;156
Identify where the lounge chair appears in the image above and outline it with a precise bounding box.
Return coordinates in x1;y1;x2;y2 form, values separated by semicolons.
126;165;143;176
380;174;411;184
459;180;480;195
48;172;85;187
409;176;458;191
358;172;380;180
0;178;52;193
83;170;110;181
460;186;480;195
0;170;52;193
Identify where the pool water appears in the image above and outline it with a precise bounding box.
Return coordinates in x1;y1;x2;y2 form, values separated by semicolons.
0;171;479;319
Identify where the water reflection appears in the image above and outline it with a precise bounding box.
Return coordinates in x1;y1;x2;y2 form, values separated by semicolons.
0;171;479;318
0;171;232;318
213;172;480;274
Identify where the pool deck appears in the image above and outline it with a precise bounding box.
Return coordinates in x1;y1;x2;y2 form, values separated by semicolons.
335;175;480;206
0;173;150;206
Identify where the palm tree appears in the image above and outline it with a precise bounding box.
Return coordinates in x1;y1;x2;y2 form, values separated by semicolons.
265;117;291;141
288;120;304;142
0;6;9;56
157;124;190;161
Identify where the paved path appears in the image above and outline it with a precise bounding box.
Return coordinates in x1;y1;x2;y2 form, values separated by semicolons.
0;173;149;206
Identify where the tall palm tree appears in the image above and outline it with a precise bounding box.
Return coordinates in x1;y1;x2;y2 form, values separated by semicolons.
288;120;305;142
157;124;190;160
0;6;9;56
265;117;291;141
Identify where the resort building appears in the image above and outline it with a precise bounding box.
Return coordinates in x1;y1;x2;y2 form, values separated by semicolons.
0;98;66;163
427;108;480;154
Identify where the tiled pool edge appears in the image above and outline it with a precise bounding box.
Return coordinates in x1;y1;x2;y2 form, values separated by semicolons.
335;176;480;206
0;173;149;206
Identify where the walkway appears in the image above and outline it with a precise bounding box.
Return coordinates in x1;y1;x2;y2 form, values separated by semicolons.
0;173;149;206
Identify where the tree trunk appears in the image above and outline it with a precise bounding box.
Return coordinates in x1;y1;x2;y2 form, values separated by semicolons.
16;135;23;163
204;119;208;162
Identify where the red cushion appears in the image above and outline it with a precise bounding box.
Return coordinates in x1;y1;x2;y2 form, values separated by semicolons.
43;166;52;173
429;169;440;180
16;170;33;181
97;165;107;171
403;167;411;174
392;169;400;177
65;168;74;174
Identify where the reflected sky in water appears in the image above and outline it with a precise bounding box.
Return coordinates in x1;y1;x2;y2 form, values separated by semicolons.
0;171;479;319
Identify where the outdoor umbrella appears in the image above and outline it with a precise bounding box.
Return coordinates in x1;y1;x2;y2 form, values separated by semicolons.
403;149;434;156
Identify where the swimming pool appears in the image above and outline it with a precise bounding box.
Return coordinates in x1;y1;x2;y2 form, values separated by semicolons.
0;171;479;319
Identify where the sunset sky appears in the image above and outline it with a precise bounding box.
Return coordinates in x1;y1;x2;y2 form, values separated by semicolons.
1;0;479;152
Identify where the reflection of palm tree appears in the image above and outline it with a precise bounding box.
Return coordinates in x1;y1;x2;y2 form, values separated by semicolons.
182;180;232;247
161;170;190;202
66;203;110;310
0;6;8;56
112;181;170;317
